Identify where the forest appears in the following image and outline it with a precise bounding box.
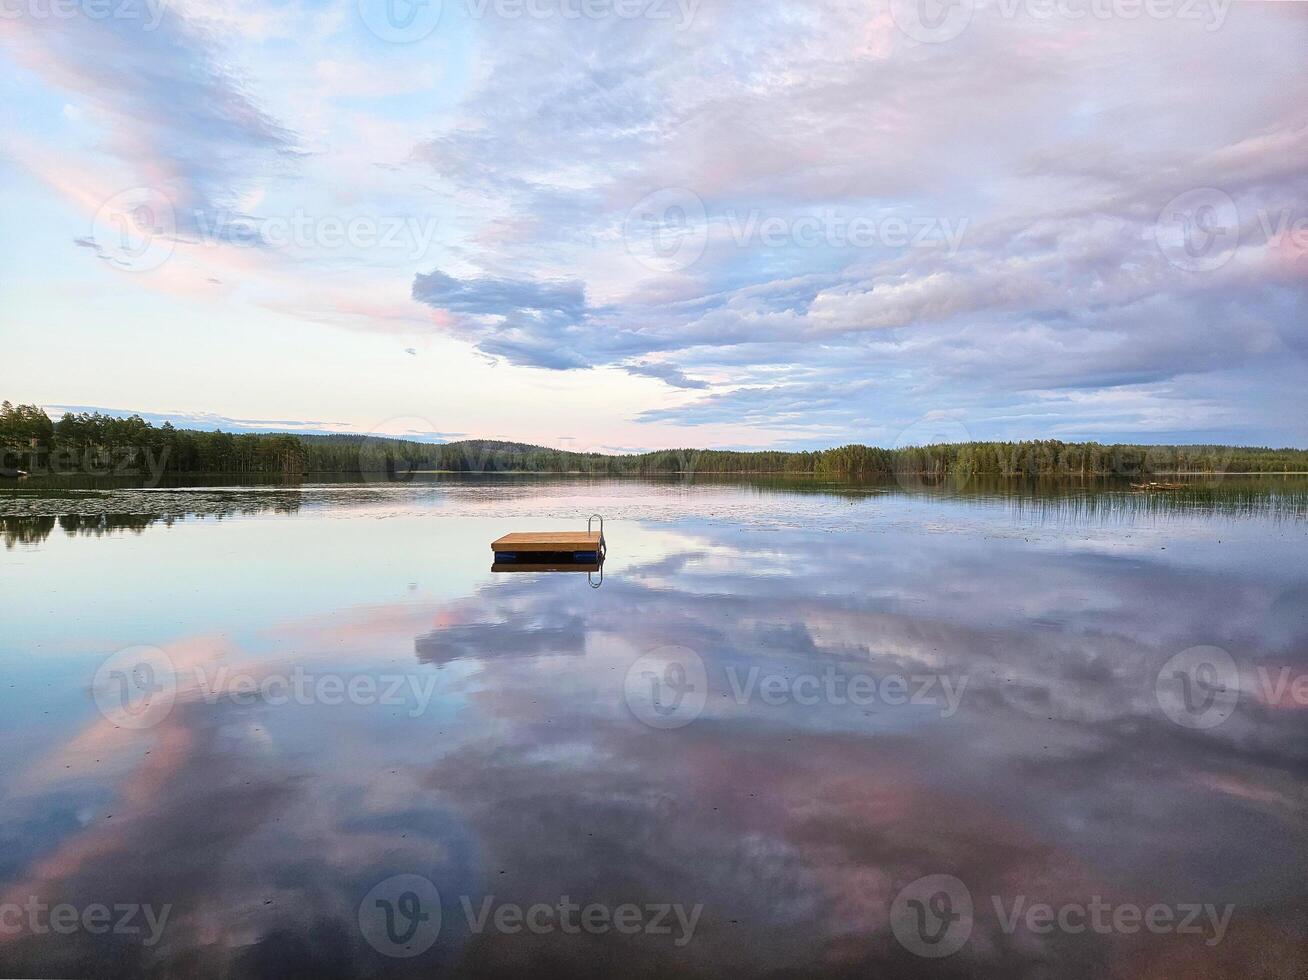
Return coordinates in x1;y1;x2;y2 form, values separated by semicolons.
4;401;1307;479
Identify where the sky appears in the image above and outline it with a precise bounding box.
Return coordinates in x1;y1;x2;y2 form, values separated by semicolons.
0;0;1305;451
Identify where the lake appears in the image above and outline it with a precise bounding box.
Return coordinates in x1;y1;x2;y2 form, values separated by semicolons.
1;476;1306;978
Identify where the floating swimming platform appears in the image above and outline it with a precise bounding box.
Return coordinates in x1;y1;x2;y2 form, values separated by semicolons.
492;515;606;565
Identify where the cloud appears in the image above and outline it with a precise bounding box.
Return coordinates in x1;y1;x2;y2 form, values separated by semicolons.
416;614;587;664
398;4;1308;442
411;270;589;320
4;1;1307;444
412;268;604;370
621;361;710;389
2;4;299;223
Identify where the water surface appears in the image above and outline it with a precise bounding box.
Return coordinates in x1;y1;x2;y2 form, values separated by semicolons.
2;477;1306;978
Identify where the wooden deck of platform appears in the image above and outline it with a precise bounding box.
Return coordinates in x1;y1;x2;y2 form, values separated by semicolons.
491;531;603;554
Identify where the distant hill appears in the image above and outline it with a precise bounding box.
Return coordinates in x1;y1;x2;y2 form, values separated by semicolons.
299;434;554;456
5;401;1308;478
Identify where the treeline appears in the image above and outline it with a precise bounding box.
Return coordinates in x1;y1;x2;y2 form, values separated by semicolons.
4;401;1307;478
808;441;1308;479
299;434;823;477
2;402;305;475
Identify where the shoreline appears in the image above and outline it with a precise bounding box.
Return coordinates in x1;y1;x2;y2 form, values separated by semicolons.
7;469;1308;483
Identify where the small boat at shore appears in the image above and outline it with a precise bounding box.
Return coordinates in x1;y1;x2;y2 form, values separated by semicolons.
0;467;29;478
1131;482;1185;492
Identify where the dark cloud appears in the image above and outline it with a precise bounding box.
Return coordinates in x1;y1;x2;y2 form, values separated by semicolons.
411;269;596;370
621;362;710;389
411;271;589;320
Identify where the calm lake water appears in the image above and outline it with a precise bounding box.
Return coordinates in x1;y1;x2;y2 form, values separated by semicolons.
2;476;1306;978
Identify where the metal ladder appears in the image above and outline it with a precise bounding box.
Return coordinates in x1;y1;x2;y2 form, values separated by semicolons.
588;514;606;588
